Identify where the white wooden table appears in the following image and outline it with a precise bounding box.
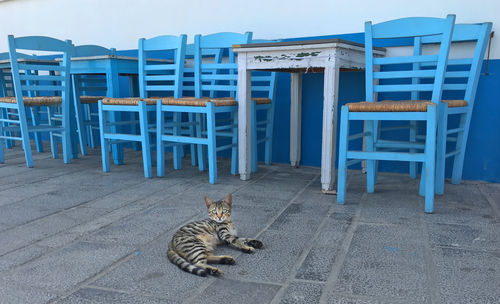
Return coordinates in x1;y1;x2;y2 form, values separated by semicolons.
233;39;385;193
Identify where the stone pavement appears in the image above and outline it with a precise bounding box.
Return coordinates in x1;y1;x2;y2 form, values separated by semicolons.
0;146;498;304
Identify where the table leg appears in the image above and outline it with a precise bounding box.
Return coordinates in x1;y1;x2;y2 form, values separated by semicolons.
238;53;252;180
290;72;302;168
321;64;340;194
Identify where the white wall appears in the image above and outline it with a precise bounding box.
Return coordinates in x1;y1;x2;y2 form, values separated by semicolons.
0;0;498;58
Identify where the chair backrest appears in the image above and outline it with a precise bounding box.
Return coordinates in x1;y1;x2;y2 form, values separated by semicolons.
0;52;38;97
138;34;187;99
418;22;492;109
365;15;456;104
193;32;252;99
72;44;116;57
7;35;72;107
71;45;116;97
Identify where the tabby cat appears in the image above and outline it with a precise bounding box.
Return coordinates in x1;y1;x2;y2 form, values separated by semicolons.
167;194;263;277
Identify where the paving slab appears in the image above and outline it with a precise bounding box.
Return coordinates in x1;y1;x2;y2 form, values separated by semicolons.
432;247;500;304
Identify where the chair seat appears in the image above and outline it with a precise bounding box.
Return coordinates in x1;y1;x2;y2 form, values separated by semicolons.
80;96;106;104
346;100;467;112
442;99;468;107
346;100;434;112
160;97;237;107
101;97;158;105
253;97;272;104
0;96;62;106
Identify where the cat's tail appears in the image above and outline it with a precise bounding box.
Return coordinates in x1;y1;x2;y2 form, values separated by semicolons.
167;247;208;277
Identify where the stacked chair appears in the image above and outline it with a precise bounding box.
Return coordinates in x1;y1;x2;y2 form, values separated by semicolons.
156;32;252;184
98;34;187;178
399;22;493;194
0;35;73;167
72;45;115;156
336;15;456;213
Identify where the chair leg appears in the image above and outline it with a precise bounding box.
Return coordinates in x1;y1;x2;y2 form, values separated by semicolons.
138;102;152;178
30;107;44;153
109;111;123;165
337;106;349;204
251;101;258;173
206;103;217;184
188;113;197;166
17;106;33;168
156;101;165;177
73;94;88;156
451;112;468;185
409;120;418;179
61;99;72;164
424;105;437;213
172;112;182;170
0;115;4;163
435;105;448;195
47;106;59;159
231;110;238;175
98;101;110;172
196;113;206;171
365;120;375;193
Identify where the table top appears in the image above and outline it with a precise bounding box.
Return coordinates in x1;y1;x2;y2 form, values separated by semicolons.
233;38;385;52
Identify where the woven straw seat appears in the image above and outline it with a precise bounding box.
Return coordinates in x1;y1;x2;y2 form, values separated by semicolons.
442;99;468;107
101;97;159;106
0;96;62;106
79;96;106;104
160;97;237;107
347;100;467;112
253;97;272;104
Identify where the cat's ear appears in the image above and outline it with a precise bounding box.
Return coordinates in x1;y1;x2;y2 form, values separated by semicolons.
224;193;232;206
204;196;213;208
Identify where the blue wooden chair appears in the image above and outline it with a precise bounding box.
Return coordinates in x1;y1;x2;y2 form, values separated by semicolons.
400;23;493;194
72;45;116;156
0;51;37;149
156;32;252;184
98;34;187;178
0;35;73;167
337;15;455;213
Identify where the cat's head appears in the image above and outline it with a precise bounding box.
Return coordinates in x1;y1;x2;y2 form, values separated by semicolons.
205;194;232;223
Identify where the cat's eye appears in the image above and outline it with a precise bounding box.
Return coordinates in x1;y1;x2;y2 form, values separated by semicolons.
222;209;228;213
211;210;217;214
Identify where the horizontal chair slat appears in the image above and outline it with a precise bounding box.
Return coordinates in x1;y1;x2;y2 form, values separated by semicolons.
201;63;238;70
145;85;175;91
19;74;65;82
22;85;64;91
374;139;425;149
374;84;435;92
200;85;237;91
346;151;426;162
144;75;176;81
373;54;439;65
144;64;176;71
161;134;208;145
200;74;237;81
442;83;467;90
374;69;436;79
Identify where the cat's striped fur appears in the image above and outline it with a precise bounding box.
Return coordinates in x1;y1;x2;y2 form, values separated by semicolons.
167;194;263;276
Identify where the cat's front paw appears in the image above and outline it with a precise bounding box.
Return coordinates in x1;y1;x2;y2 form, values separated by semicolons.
242;246;255;253
221;256;236;265
246;239;264;249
